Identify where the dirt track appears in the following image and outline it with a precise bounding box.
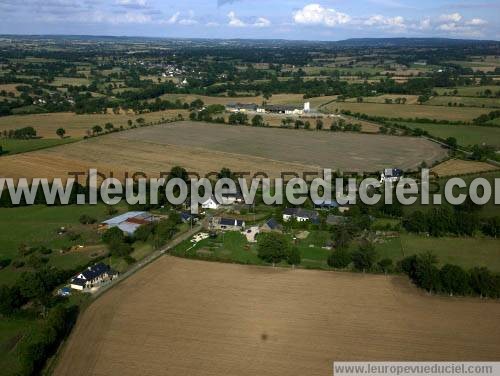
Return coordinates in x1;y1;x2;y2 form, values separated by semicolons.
54;257;500;376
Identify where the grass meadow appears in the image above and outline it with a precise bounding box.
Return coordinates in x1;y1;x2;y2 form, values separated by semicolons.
394;121;500;147
0;204;127;285
0;138;78;155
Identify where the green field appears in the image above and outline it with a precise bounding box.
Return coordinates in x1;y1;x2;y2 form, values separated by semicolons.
173;230;332;269
434;86;500;97
174;227;500;273
402;171;500;218
0;138;78;155
427;96;500;108
376;234;500;272
394;121;500;147
48;77;91;86
0;315;42;374
0;204;127;285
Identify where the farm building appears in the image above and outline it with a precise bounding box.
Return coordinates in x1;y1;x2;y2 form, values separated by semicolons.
380;168;403;184
282;208;319;224
201;196;220;210
201;192;244;209
224;191;245;204
313;199;339;210
225;103;258;113
260;218;283;233
181;211;199;223
264;102;310;115
100;211;155;236
70;263;118;291
313;198;350;213
210;217;246;231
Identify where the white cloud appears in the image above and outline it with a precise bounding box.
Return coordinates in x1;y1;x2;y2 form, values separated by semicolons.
466;18;487;26
115;0;148;9
227;11;270;28
228;11;246;27
164;11;197;26
417;17;431;30
254;17;271;28
96;11;152;24
206;21;220;27
293;4;351;27
179;18;198;25
364;15;406;28
166;12;180;24
439;13;462;22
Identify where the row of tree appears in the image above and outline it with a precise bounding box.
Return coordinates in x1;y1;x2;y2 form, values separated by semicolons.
403;207;499;237
401;252;500;298
0;126;37;139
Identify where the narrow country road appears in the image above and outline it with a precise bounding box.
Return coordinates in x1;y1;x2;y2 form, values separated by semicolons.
92;220;205;300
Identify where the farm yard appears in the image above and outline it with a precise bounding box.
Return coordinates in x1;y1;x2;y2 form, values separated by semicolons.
0;121;447;180
54;257;500;376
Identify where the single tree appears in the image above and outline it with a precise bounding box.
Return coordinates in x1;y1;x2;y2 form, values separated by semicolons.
56;128;66;139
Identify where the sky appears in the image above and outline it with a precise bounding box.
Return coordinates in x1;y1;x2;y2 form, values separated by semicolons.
0;0;498;41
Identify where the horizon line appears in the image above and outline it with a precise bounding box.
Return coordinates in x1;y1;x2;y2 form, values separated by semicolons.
0;33;498;43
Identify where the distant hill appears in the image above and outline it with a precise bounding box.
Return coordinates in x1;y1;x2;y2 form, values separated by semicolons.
0;35;498;48
334;37;499;47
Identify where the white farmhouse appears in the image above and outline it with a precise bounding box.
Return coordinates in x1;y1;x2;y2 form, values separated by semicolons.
70;263;117;291
201;196;220;210
380;168;403;184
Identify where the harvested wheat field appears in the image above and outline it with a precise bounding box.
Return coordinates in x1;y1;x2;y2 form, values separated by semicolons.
323;102;489;122
0;122;447;180
0;110;189;138
54;257;500;376
431;159;499;177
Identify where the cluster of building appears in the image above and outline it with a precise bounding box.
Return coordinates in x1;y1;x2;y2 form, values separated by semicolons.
225;102;311;115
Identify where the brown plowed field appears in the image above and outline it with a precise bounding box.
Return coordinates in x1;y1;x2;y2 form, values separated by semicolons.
0;121;447;180
54;257;500;376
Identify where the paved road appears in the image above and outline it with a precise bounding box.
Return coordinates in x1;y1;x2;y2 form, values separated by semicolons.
92;221;204;300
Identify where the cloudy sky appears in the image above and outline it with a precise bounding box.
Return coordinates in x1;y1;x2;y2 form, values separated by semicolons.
0;0;498;40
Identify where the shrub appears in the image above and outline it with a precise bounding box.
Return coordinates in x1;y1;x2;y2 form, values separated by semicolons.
123;255;136;265
12;260;25;268
351;241;377;272
257;233;290;264
286;246;301;266
102;227;125;244
440;264;470;296
327;248;351;269
378;258;393;274
37;246;52;255
0;258;12;269
134;224;153;242
79;214;97;225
